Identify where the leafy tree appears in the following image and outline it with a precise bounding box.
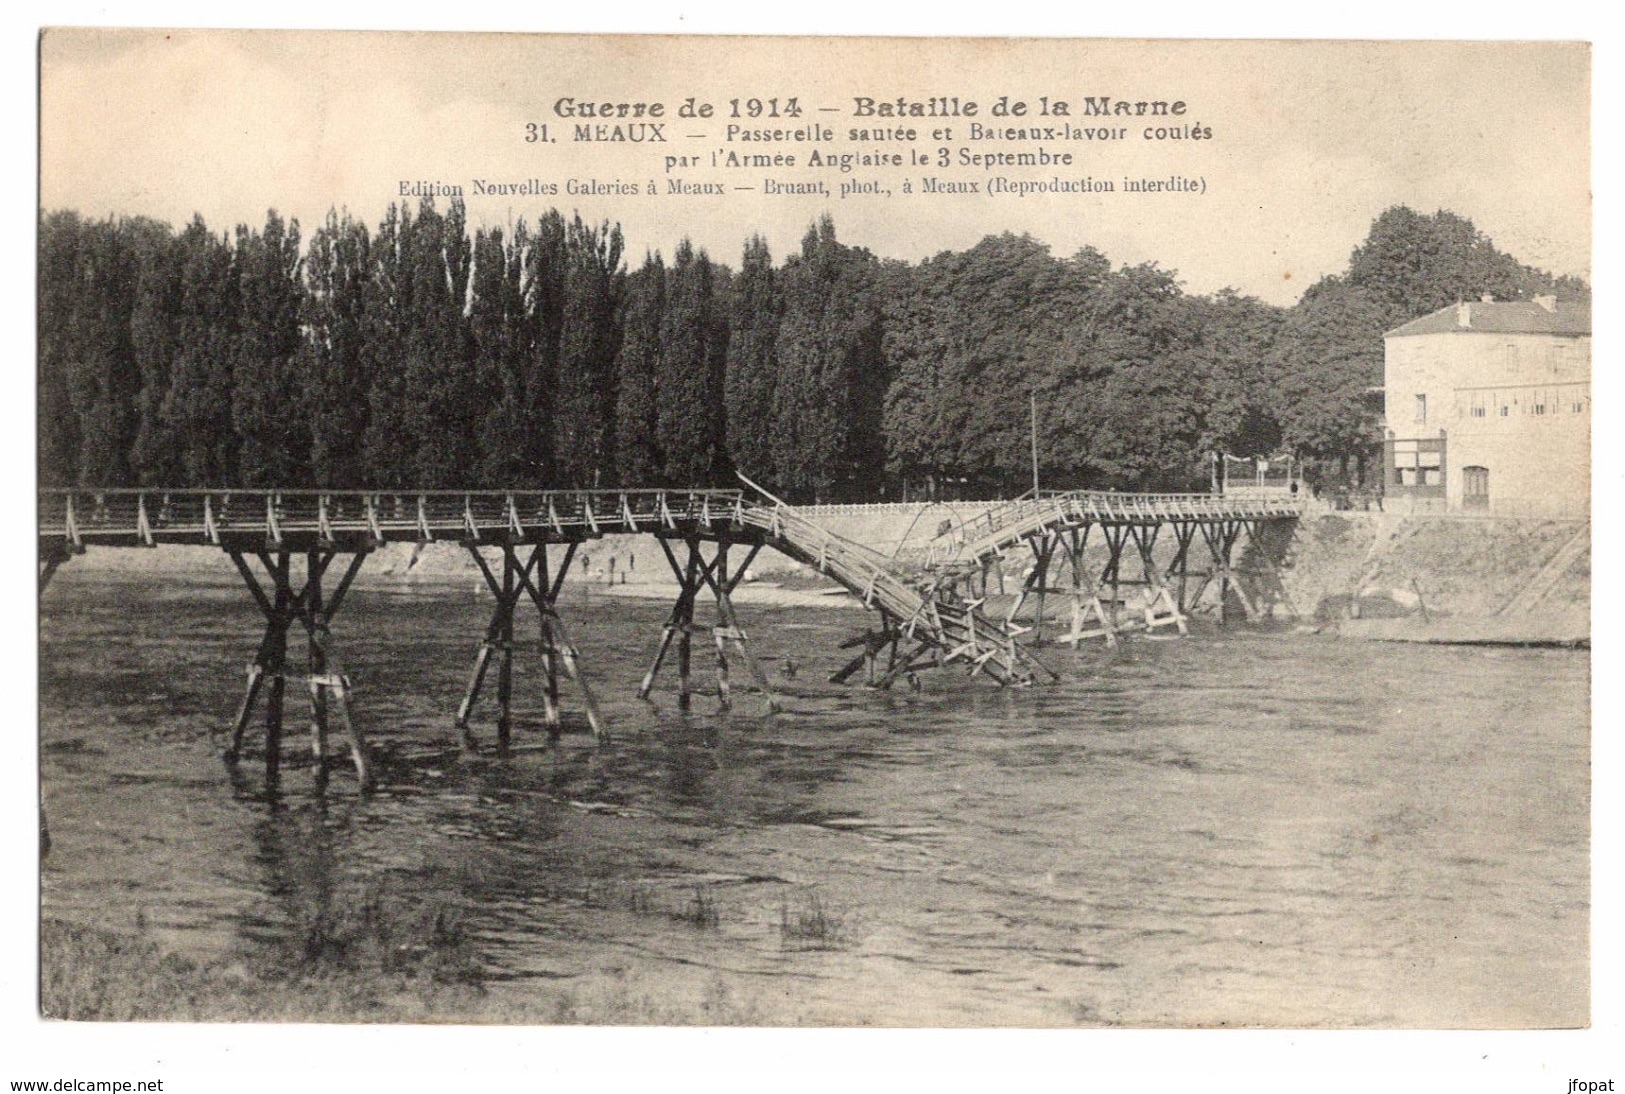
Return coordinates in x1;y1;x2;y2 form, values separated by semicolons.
657;240;729;485
1265;276;1402;482
773;216;883;501
38;211;85;487
1349;207;1548;314
232;211;308;486
303;209;373;488
471;222;535;483
55;217;171;485
471;211;571;486
1047;262;1208;490
724;235;781;485
160;218;240;485
553;217;624;487
127;230;185;485
612;252;665;484
515;210;570;486
884;235;1105;493
399;200;476;487
360;203;415;488
1184;288;1285;459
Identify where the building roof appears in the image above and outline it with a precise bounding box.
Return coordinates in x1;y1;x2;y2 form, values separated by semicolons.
1385;298;1590;338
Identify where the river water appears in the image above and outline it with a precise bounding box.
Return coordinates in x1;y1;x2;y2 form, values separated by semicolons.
38;571;1589;1027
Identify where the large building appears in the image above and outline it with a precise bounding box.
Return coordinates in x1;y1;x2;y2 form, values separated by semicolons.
1382;295;1590;515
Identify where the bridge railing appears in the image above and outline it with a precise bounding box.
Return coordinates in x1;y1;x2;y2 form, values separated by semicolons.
926;489;1304;567
39;488;752;547
736;500;952;624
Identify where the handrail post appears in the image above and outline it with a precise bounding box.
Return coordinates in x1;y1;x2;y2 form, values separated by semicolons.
365;494;383;545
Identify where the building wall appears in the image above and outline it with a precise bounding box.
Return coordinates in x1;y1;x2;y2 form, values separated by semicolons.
1447;390;1589;513
1384;330;1590;514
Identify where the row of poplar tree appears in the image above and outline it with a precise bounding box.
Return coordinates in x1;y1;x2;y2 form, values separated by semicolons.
38;204;885;499
38;201;1583;499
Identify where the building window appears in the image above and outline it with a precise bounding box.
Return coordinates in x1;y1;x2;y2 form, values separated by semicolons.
1415;394;1427;423
1388;437;1446;497
1533;403;1546;415
1463;466;1489;509
1500;405;1509;417
1471;405;1486;418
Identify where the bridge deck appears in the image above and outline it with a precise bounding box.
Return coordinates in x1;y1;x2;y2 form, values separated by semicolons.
39;488;761;552
39;487;1303;554
929;489;1302;569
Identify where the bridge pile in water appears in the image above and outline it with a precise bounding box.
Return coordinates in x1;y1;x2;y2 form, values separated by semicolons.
38;480;1301;790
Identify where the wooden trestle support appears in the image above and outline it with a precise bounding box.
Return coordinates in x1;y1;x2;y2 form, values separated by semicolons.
830;609;908;688
637;534;780;713
454;542;604;749
827;603;964;691
39;542;77;594
991;517;1295;648
223;547;373;790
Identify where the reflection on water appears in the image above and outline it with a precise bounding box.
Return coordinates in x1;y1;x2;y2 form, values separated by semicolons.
39;574;1589;1026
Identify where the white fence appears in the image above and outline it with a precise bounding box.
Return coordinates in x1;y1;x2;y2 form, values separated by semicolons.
790;501;1002;519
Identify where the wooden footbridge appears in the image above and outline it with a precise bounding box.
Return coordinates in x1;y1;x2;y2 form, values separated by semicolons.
920;489;1303;648
38;477;1301;790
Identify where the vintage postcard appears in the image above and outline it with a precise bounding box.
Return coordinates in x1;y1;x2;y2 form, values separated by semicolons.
35;30;1590;1040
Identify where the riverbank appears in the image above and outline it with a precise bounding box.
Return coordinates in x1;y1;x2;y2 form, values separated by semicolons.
39;918;774;1024
1330;616;1588;648
1276;509;1589;646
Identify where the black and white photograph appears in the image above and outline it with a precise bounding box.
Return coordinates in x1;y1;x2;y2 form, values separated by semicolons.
22;22;1608;1085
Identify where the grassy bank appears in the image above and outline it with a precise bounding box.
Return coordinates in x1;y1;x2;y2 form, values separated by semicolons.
1278;511;1589;641
39;917;490;1023
39;916;794;1025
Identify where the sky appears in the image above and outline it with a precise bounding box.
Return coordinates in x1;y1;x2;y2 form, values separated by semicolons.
39;31;1590;306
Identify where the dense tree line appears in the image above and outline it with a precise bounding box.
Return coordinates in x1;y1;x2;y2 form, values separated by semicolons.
37;202;1585;499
